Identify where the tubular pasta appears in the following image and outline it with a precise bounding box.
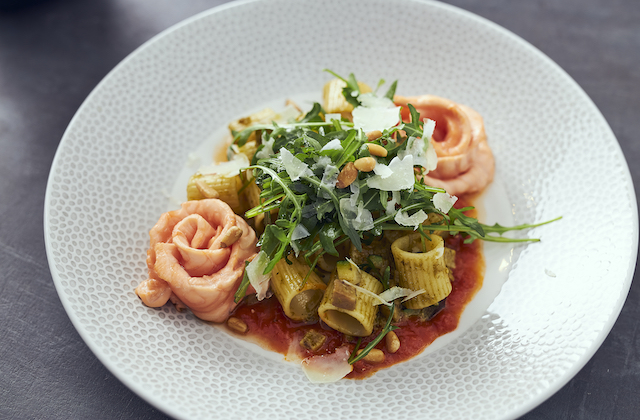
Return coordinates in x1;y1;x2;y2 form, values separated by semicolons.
391;232;452;309
318;262;383;337
270;256;326;321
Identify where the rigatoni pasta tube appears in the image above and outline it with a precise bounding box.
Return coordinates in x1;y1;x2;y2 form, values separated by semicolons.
271;256;326;321
391;232;452;309
187;173;243;213
322;79;372;116
318;261;383;337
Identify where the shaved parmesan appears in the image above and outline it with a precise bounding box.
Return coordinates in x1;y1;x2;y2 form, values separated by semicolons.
255;136;275;160
432;192;458;213
352;106;401;133
346;280;391;306
198;153;250;177
320;139;343;152
339;198;374;231
395;209;429;229
349;182;360;206
291;224;310;241
245;251;271;301
376;286;426;305
402;288;428;302
425;140;438;172
301;346;353;383
345;283;427;307
275;104;302;123
319;165;339;199
366;155;415;191
312;155;332;170
396;118;437;172
385;191;401;216
423;118;436;140
279;147;312;181
372;159;393;179
358;92;395;108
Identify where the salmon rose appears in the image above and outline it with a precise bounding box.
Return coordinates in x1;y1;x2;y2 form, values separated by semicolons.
395;95;495;196
135;199;258;323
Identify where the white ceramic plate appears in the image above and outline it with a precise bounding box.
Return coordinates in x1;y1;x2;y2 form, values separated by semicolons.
44;0;638;419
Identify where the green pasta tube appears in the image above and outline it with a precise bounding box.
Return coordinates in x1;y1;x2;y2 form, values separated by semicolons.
391;232;452;309
186;173;243;213
318;261;383;337
271;256;326;321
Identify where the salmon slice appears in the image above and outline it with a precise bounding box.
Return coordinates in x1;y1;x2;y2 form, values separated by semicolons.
395;95;495;195
135;199;258;322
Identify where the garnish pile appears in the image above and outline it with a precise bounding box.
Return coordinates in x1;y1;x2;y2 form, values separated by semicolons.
233;71;556;304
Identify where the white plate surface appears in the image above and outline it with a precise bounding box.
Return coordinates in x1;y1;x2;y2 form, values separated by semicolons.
44;0;638;419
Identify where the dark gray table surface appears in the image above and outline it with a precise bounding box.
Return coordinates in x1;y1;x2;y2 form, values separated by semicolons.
1;0;638;419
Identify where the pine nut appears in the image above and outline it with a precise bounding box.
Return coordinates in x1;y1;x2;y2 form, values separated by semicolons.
219;226;243;248
227;317;248;333
385;331;400;353
357;348;385;363
366;130;382;141
195;179;220;199
336;162;358;188
354;157;376;172
366;143;388;157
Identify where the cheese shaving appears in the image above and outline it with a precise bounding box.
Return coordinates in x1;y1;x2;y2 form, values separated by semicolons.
394;209;429;230
319;165;339;199
291;224;310;241
320;139;343;152
255;136;275;160
279;147;313;181
372;159;393;179
352;92;401;133
345;283;427;307
301;346;353;383
349;182;360;206
401;288;427;302
422;118;436;140
432;192;458;214
346;280;391;306
376;286;426;304
275;104;302;123
352;106;401;133
311;155;332;170
198;153;250;177
366;155;415;191
339;198;374;231
358;92;395;108
385;191;401;216
245;251;271;301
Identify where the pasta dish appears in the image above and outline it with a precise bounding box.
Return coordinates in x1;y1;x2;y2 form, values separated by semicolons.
134;71;557;382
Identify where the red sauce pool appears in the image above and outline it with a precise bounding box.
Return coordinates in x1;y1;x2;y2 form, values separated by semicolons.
228;200;485;379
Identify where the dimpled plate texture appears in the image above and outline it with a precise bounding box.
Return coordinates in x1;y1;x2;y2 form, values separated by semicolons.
44;0;638;419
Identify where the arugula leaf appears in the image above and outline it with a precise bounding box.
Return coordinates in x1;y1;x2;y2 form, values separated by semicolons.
318;223;340;257
384;80;398;100
349;305;398;364
233;261;252;303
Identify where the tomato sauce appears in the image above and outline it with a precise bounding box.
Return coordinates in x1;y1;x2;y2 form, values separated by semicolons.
228;198;485;379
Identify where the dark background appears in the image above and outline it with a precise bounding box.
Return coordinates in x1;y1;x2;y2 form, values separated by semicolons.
1;0;638;418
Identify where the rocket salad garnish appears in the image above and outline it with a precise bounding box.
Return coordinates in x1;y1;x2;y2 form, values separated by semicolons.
232;71;560;303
